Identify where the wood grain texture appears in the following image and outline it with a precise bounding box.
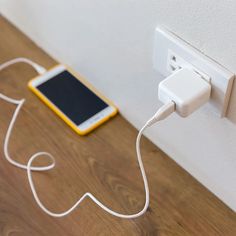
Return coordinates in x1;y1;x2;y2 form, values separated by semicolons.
0;16;236;236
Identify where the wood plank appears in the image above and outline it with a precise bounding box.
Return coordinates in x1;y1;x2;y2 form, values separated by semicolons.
0;16;235;236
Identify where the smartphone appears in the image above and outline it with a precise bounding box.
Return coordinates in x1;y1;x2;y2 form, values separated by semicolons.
28;64;118;135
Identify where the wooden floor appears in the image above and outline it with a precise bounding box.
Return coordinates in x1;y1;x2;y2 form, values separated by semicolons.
0;16;236;236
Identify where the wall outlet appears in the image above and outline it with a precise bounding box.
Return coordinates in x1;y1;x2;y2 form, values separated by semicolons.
153;27;235;117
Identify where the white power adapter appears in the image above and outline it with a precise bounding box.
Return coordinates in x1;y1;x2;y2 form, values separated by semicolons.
158;68;211;117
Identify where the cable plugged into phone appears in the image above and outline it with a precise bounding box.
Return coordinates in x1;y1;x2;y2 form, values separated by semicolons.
0;58;211;219
0;57;46;75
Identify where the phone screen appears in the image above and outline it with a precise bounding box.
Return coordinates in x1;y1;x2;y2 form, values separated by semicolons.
37;70;108;126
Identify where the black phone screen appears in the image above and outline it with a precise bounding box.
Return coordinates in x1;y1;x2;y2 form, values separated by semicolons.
37;70;108;126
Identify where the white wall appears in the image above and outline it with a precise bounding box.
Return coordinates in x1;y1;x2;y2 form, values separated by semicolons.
1;0;236;211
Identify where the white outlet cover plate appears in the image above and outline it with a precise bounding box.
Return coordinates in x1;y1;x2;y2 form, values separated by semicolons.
153;27;235;117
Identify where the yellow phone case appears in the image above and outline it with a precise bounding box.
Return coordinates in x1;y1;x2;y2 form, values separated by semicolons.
28;64;118;135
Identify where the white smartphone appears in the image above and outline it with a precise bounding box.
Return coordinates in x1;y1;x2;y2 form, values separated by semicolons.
28;64;118;135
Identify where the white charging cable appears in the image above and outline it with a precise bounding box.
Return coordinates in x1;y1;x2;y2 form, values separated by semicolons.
0;57;177;218
1;58;211;219
28;101;175;218
0;58;54;172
